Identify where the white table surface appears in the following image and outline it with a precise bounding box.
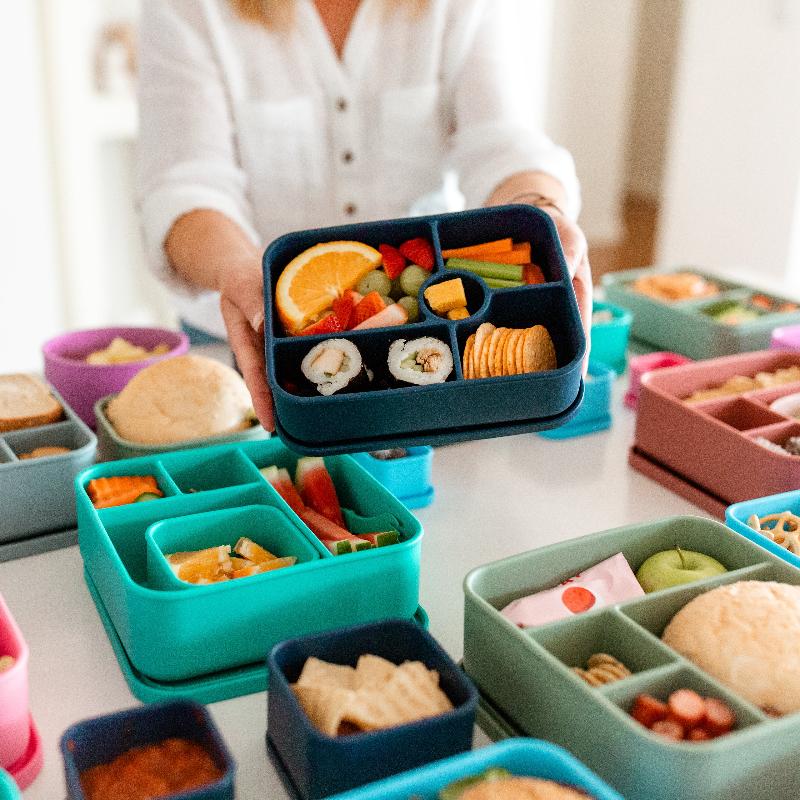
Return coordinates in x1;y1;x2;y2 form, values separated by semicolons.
0;379;702;798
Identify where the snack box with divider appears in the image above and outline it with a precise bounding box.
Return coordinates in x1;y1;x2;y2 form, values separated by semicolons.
590;300;632;375
323;738;623;800
603;266;800;359
43;326;189;429
539;360;613;439
350;447;434;509
75;438;423;683
624;352;692;411
263;205;586;454
60;700;235;800
0;770;19;800
630;349;800;517
0;381;96;544
266;618;478;800
93;394;267;461
462;515;800;800
726;489;800;571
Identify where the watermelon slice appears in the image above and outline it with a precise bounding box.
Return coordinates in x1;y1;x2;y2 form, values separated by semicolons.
295;457;345;527
324;539;374;555
357;531;401;547
298;507;357;543
352;303;408;330
260;466;306;514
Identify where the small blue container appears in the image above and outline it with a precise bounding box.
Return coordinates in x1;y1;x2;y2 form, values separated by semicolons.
60;700;235;800
266;618;478;799
263;206;586;453
350;447;434;509
726;490;800;570
324;738;624;800
0;770;20;800
591;300;633;375
538;360;613;439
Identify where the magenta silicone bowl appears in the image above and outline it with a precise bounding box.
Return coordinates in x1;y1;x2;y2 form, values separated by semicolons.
43;327;189;429
771;325;800;351
0;594;29;770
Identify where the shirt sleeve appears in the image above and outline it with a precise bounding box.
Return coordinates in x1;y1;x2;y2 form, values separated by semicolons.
442;0;581;219
136;0;259;297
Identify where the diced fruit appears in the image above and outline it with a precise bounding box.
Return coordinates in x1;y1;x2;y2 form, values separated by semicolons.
447;307;469;321
357;531;400;547
424;278;467;314
332;289;362;330
324;539;374;555
357;270;392;298
295;457;345;527
687;727;712;741
630;694;669;728
352;303;408;330
380;294;394;308
234;536;276;563
379;244;406;280
703;697;736;735
260;466;306;514
299;313;343;336
299;507;360;542
351;291;386;327
667;689;706;727
651;719;685;741
399;265;429;297
398;237;435;270
232;556;296;578
275;240;382;334
397;296;419;323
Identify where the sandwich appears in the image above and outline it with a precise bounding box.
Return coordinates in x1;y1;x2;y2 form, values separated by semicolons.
0;374;63;432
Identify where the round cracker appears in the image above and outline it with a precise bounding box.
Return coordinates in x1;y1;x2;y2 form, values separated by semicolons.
503;330;521;376
485;328;505;378
473;323;495;361
462;335;475;380
478;332;493;378
494;329;513;377
515;329;527;374
522;325;557;373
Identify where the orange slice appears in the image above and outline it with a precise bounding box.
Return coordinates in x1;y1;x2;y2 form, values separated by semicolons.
276;241;382;334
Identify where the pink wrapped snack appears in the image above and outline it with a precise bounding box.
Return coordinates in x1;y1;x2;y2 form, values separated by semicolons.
501;553;644;628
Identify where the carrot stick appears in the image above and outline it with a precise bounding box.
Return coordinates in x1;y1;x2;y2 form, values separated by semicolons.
88;476;162;508
464;243;531;265
523;265;547;285
441;238;513;259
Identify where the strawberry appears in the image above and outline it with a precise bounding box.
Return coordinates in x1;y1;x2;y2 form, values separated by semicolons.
351;291;386;327
298;313;343;336
332;289;362;330
379;244;406;280
398;237;435;271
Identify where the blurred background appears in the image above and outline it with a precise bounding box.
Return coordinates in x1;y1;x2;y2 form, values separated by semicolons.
3;0;800;371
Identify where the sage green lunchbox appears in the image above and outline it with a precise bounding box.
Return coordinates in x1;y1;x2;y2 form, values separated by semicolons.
463;516;800;800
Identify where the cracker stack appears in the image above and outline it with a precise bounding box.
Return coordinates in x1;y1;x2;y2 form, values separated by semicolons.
462;323;557;379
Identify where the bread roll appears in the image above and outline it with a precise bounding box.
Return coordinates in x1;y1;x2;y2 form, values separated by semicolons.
460;777;591;800
662;581;800;715
107;355;254;444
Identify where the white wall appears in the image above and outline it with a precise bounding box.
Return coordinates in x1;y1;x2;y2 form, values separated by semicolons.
657;0;800;284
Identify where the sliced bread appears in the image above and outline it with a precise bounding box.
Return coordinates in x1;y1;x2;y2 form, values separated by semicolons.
0;374;64;432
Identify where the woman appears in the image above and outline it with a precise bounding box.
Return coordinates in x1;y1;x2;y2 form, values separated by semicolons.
137;0;591;430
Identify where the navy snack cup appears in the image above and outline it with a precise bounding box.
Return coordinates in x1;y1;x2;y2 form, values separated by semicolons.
266;618;478;799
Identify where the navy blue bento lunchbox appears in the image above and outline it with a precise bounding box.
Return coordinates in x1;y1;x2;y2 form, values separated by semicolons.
263;205;586;454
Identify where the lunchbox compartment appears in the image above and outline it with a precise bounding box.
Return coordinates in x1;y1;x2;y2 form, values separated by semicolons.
590;300;633;375
165;449;263;494
694;397;786;430
2;421;92;460
420;270;489;321
744;421;800;454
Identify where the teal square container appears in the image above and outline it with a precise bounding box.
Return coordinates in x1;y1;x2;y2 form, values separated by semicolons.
591;301;632;375
463;515;800;800
76;439;423;682
350;447;434;509
324;739;624;800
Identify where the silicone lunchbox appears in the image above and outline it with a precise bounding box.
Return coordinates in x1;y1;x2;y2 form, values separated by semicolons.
771;324;800;350
590;300;632;375
0;595;29;769
538;360;613;439
60;700;235;800
463;515;800;800
624;352;692;410
0;770;20;800
94;395;267;461
263;205;586;454
324;738;623;800
267;618;478;799
75;438;423;682
630;349;800;517
0;381;96;543
350;447;434;509
43;326;189;428
603;266;800;359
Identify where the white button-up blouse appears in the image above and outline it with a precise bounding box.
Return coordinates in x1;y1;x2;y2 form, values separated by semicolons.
137;0;581;337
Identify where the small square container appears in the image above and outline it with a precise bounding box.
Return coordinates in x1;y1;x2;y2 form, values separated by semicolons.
590;300;633;375
0;595;29;769
603;267;800;359
0;769;20;800
263;206;586;454
267;618;478;799
94;395;267;461
771;324;800;350
76;438;423;682
43;326;189;428
631;349;800;516
463;515;800;800
538;360;613;439
60;700;235;800
0;381;96;543
350;447;434;509
624;352;693;410
323;738;624;800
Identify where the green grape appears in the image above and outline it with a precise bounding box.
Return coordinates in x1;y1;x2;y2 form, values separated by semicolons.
397;296;419;323
357;270;392;297
399;265;428;297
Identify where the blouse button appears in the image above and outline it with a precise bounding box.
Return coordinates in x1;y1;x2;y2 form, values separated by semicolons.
344;203;357;216
342;150;354;164
336;97;348;112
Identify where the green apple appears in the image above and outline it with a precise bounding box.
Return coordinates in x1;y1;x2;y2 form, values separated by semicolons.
636;547;727;593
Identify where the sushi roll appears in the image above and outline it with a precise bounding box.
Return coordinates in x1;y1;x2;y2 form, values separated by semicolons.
300;338;370;396
387;337;453;386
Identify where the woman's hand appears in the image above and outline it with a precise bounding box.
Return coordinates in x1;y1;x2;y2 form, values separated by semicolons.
218;258;275;431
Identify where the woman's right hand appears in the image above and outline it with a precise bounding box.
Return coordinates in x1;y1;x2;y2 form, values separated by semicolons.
218;258;275;431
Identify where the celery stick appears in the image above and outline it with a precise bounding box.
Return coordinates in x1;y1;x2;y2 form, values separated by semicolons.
445;258;524;282
484;277;524;289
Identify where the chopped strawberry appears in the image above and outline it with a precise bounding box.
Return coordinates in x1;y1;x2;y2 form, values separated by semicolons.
399;237;435;271
351;291;386;327
379;244;406;279
332;289;362;330
298;313;343;336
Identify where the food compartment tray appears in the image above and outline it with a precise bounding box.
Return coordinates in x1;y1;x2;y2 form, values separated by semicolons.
462;515;800;800
350;447;434;509
263;206;585;452
76;438;423;682
0;383;96;542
